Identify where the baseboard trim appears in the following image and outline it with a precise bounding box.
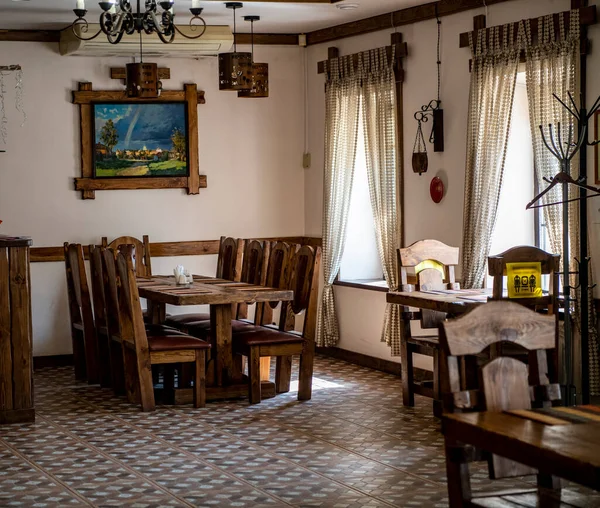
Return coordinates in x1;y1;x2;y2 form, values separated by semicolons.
316;347;402;376
33;354;74;370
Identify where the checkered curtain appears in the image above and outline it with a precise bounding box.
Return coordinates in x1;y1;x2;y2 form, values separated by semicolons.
460;24;523;289
524;11;599;395
361;48;401;355
317;55;361;347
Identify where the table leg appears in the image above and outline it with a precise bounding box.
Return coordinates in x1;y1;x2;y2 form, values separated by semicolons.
147;300;166;325
400;310;414;407
212;303;232;386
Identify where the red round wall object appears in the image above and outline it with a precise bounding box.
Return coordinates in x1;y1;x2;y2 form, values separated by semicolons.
430;177;444;203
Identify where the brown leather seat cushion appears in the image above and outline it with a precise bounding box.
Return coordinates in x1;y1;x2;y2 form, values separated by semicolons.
187;319;256;336
233;328;305;348
145;324;188;337
165;313;210;326
148;335;210;352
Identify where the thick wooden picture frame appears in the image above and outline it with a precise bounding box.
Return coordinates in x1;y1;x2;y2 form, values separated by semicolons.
73;81;207;199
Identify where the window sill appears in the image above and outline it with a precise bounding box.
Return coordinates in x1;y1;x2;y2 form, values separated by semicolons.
334;279;389;292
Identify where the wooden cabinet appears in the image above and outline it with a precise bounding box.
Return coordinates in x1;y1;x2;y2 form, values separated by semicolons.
0;236;34;424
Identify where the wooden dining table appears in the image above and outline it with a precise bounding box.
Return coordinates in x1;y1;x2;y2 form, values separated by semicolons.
443;406;600;497
137;274;293;402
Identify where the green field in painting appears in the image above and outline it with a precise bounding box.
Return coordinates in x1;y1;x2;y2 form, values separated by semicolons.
95;160;187;177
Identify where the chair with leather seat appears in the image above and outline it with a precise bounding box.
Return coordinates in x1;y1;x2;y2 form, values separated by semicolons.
165;236;245;330
64;242;99;384
115;251;210;411
397;239;460;415
232;243;322;404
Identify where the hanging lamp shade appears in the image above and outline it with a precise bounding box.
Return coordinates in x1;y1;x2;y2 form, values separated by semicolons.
218;3;252;91
238;62;269;98
237;15;268;98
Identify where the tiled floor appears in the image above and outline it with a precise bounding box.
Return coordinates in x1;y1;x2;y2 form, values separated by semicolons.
1;356;598;507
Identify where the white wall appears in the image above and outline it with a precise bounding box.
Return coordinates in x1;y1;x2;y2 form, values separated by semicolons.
0;42;305;356
305;0;584;364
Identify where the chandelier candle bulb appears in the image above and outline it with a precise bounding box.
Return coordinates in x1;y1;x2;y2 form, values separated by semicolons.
76;0;85;10
192;0;201;8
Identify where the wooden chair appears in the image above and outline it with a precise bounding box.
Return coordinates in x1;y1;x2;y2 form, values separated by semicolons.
440;301;562;507
232;243;322;404
114;250;210;411
488;245;561;376
397;239;460;414
88;245;112;388
165;236;245;329
64;243;99;384
101;235;152;277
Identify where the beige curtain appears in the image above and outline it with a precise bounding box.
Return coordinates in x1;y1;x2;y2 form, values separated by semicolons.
316;55;361;347
361;48;401;355
525;11;599;395
461;24;523;288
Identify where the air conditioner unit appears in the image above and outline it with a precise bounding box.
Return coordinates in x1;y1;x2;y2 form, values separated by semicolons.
60;24;233;58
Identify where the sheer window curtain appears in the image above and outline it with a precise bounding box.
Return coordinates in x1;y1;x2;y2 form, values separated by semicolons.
362;48;401;355
461;24;523;289
317;56;361;347
317;49;400;351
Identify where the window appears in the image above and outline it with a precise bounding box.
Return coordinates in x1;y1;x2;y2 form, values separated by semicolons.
337;116;386;289
487;70;550;289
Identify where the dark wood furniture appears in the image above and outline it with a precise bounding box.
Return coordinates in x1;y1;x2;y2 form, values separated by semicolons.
88;245;112;388
64;242;99;384
165;236;245;330
440;301;565;507
115;252;210;411
0;236;34;424
395;239;460;413
138;272;293;402
488;245;561;377
232;243;322;403
101;235;152;277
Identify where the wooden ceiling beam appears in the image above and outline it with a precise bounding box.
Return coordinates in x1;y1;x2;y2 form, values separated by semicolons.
305;0;515;46
235;33;299;45
0;30;60;43
0;29;299;45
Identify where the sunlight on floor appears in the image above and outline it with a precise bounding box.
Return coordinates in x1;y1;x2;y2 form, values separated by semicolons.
288;377;345;392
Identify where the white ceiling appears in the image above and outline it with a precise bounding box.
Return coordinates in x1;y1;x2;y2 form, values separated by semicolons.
0;0;432;33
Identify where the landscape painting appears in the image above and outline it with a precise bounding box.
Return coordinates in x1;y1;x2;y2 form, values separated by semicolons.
93;103;189;178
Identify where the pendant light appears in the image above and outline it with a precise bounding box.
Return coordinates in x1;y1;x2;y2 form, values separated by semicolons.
218;2;252;91
238;16;269;98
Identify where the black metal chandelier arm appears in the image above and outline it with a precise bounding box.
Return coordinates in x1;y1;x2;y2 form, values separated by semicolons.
174;16;207;39
156;27;176;43
71;18;103;41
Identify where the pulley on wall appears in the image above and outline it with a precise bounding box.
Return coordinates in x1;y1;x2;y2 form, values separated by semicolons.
412;7;444;175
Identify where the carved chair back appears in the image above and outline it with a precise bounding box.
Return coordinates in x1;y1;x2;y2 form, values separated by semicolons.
440;301;560;478
398;239;460;329
64;242;99;383
216;236;245;281
101;235;152;277
238;240;271;322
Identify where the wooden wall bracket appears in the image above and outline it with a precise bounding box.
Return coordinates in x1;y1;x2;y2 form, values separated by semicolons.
73;81;206;200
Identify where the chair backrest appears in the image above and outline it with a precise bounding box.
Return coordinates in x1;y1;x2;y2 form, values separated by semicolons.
88;245;107;331
237;240;271;321
398;239;459;329
440;301;560;478
115;250;150;356
63;242;98;381
101;248;122;340
216;236;245;281
488;245;560;314
101;235;152;277
273;244;322;340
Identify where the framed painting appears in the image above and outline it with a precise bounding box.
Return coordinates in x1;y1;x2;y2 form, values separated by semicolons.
93;102;189;178
73;81;206;199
